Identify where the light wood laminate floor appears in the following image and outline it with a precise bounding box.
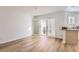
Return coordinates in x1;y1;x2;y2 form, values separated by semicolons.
0;36;79;52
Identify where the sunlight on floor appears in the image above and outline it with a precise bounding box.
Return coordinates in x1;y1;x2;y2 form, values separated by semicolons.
39;36;48;49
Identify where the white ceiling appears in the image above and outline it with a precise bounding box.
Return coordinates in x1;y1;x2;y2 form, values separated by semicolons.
0;6;65;16
65;6;79;12
30;6;65;16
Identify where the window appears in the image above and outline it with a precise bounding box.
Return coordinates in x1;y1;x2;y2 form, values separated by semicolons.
67;16;75;24
66;15;75;27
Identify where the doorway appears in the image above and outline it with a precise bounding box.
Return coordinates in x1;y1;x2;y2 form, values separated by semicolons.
33;19;47;36
39;20;46;35
33;18;55;37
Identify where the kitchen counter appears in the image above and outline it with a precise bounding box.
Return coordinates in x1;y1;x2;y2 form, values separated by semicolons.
62;29;79;31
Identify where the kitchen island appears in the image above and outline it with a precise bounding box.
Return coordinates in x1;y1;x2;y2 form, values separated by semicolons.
62;29;78;45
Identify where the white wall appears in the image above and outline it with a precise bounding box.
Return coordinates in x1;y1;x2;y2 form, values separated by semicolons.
0;11;33;44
